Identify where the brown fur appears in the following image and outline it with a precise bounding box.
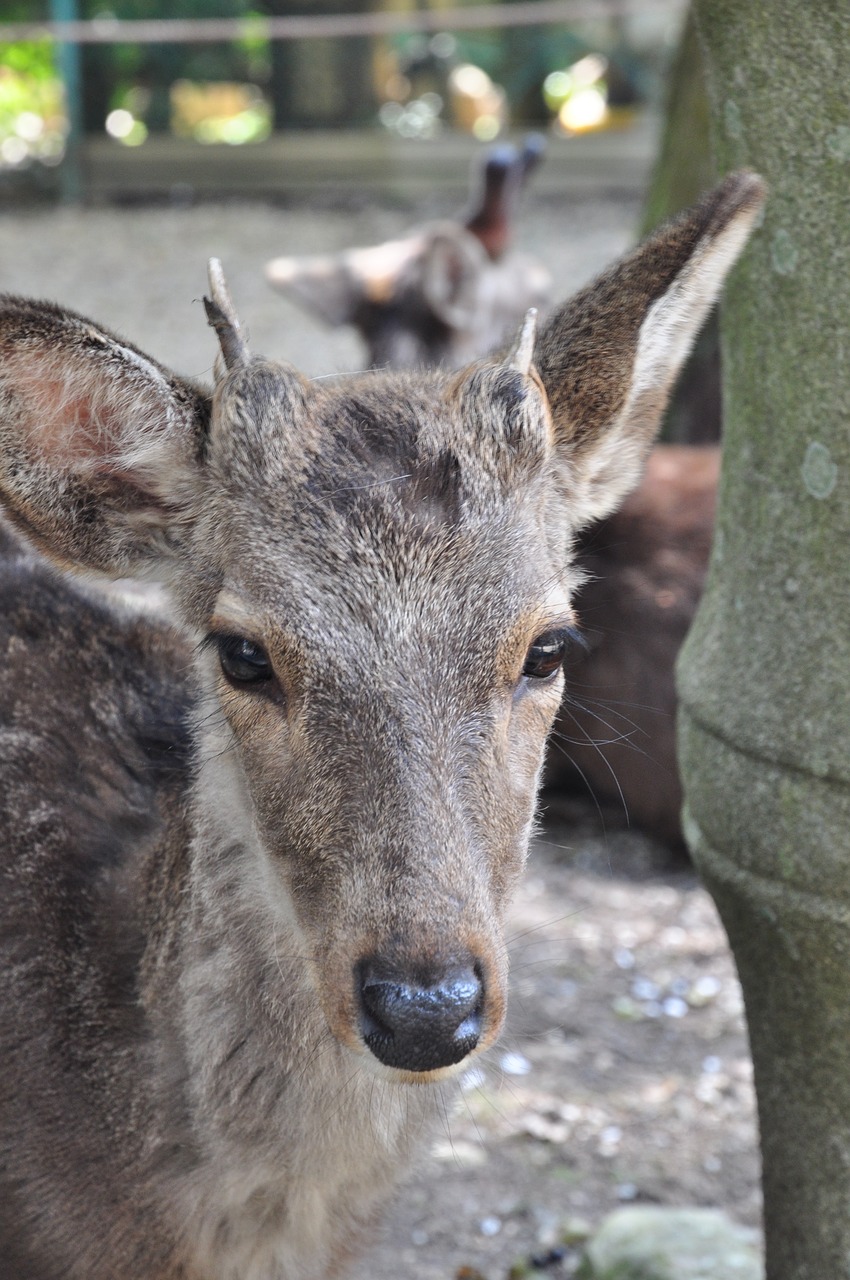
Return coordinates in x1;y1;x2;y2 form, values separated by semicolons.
547;445;719;846
0;173;762;1280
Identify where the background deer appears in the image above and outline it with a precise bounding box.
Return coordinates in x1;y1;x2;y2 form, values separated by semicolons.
546;443;719;847
267;137;721;847
265;135;551;370
0;172;762;1280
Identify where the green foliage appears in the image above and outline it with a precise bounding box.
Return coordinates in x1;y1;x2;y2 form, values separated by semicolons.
0;40;65;168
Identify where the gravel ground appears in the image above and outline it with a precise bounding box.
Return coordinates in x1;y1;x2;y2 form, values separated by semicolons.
0;186;760;1279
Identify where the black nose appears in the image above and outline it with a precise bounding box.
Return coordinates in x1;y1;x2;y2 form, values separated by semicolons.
357;958;483;1072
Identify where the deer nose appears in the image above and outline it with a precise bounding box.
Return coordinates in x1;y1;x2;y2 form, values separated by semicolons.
357;958;483;1072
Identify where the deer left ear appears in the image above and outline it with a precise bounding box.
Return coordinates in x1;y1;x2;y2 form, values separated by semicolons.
536;170;765;526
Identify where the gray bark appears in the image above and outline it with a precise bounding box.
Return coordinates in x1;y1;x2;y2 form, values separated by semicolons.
678;4;850;1277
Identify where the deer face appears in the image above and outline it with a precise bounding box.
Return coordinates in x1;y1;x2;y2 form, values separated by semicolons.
0;171;764;1081
179;354;573;1077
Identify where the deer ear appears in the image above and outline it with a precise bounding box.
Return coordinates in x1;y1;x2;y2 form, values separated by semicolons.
266;253;364;327
536;170;765;526
420;228;489;330
266;235;427;327
0;297;210;574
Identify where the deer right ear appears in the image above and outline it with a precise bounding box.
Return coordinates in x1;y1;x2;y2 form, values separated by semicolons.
0;296;210;575
420;228;489;331
535;170;765;526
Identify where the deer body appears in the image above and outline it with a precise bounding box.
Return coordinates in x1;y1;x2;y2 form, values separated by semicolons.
0;175;762;1279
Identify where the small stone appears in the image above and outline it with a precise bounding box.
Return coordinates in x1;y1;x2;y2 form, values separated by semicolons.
480;1215;502;1237
530;1246;568;1269
612;995;644;1021
690;975;722;1005
560;1217;593;1245
500;1051;533;1077
576;1207;762;1280
599;1125;622;1150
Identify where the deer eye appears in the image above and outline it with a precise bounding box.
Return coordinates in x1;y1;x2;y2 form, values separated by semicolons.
217;635;273;685
522;629;572;681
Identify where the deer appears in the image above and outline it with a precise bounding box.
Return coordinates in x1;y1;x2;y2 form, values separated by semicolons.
545;442;720;848
264;135;551;370
0;171;762;1280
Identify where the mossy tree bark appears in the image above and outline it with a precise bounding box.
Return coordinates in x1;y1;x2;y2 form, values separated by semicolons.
678;5;850;1277
642;6;721;443
639;4;713;236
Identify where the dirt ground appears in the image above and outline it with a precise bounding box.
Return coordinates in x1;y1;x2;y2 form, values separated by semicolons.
0;184;760;1278
361;804;760;1279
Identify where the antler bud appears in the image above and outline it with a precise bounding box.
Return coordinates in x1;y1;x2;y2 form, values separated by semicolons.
507;308;537;376
204;258;249;372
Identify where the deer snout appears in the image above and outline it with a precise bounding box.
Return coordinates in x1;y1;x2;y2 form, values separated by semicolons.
357;956;483;1073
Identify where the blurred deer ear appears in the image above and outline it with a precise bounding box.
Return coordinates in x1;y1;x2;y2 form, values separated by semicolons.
420;227;489;330
536;170;765;526
0;297;209;574
266;235;424;327
266;253;364;327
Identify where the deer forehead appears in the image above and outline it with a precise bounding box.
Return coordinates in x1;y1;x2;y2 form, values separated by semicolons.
209;501;567;670
195;359;561;620
206;359;553;500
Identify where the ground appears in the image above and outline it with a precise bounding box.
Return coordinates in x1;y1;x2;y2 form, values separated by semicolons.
361;804;760;1279
0;182;760;1279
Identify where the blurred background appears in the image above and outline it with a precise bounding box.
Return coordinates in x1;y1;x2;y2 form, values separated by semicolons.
1;0;686;204
0;0;701;381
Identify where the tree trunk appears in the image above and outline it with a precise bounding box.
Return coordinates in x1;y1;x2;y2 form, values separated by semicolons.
639;4;713;236
642;6;720;444
678;5;850;1278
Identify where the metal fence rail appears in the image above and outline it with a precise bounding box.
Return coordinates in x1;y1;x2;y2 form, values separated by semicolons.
2;0;679;46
